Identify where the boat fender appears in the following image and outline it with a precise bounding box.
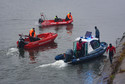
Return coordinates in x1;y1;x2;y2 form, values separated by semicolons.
55;54;64;60
72;59;78;63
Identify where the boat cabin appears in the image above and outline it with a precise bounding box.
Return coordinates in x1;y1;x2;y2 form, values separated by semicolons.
73;31;100;57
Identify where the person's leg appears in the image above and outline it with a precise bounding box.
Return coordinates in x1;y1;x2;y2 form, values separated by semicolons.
109;55;112;64
98;38;100;43
79;50;82;57
58;18;62;21
65;17;69;21
76;51;80;58
109;52;113;64
32;37;36;41
55;19;57;22
34;37;40;41
29;37;33;42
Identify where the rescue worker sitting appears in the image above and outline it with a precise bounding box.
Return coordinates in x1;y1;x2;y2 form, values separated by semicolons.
65;12;73;21
76;39;83;58
29;28;40;42
54;16;62;22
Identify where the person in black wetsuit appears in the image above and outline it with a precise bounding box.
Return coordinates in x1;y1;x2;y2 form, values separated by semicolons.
95;26;100;42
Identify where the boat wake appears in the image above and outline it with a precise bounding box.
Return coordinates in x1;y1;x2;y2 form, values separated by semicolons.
6;48;18;55
36;60;68;69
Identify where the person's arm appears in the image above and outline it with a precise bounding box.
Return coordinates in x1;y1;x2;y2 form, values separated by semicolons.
71;15;73;19
106;47;109;53
34;32;36;37
76;42;80;50
30;32;32;37
67;14;69;19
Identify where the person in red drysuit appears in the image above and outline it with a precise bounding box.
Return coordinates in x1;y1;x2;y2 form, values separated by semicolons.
106;43;116;64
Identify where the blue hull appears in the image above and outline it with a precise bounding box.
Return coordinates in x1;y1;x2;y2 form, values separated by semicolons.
55;42;107;64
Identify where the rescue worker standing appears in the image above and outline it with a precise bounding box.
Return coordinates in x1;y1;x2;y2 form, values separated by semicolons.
95;26;100;42
29;28;40;42
106;43;116;64
65;12;73;21
76;39;83;58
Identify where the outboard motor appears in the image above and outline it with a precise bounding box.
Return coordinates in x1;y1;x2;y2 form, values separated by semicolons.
38;18;43;23
64;49;73;62
18;36;25;48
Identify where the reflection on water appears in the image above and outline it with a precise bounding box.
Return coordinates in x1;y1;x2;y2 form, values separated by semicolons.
76;56;105;84
28;49;37;63
66;24;73;35
39;24;73;34
18;42;57;63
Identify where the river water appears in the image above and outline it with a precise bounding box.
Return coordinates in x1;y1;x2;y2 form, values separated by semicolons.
0;0;125;84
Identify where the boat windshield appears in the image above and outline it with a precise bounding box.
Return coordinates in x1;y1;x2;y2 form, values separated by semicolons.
85;31;92;39
90;40;100;49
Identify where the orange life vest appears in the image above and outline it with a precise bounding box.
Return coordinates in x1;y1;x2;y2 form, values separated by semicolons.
29;29;36;37
67;13;73;20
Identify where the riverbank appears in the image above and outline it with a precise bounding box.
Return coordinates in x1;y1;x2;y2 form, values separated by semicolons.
98;32;125;84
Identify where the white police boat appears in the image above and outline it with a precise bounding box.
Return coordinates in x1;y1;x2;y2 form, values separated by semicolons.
55;31;108;64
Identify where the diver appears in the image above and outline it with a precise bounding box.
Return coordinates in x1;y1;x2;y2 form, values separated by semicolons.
18;36;25;48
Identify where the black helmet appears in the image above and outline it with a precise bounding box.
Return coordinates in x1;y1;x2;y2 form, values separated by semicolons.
79;39;82;43
109;43;112;47
95;26;97;29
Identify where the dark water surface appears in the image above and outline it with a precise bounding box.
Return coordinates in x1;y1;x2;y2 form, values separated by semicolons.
0;0;125;84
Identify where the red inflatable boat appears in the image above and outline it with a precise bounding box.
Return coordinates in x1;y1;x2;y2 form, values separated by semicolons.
17;32;58;49
39;19;73;27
